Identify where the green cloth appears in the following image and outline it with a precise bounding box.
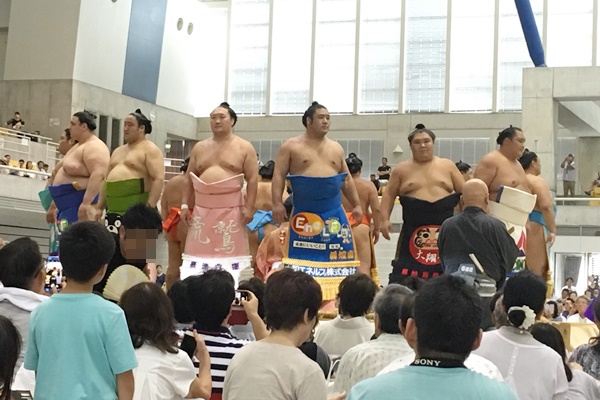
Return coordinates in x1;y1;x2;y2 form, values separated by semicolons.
105;178;149;215
38;188;53;212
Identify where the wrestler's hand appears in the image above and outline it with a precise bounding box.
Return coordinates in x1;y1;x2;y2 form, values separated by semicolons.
328;392;346;400
242;206;254;225
350;206;363;228
78;203;95;221
372;228;380;245
547;232;556;247
381;220;392;240
181;207;192;226
46;207;57;224
272;202;286;225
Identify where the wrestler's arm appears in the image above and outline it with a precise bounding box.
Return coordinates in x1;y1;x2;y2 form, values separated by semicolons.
242;142;258;224
80;142;110;220
448;159;465;193
96;148;119;213
367;182;382;244
181;146;198;225
532;176;557;245
145;144;165;208
272;141;291;224
473;154;497;188
45;160;64;223
380;165;402;239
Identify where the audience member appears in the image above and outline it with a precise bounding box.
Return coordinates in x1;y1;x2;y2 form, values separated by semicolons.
24;221;137;400
155;265;165;288
562;298;575;319
561;288;570;300
334;284;415;393
473;270;568;399
224;269;344;400
544;300;564;322
376;157;391;190
567;296;593;323
6;112;24;129
171;270;268;399
532;323;600;400
0;238;47;375
0;316;21;400
314;274;378;356
95;203;163;293
369;174;380;192
24;161;36;178
347;275;517;400
120;282;211;400
569;299;600;379
230;278;266;341
562;277;575;291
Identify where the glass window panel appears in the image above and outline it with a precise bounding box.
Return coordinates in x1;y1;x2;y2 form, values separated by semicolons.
449;0;494;112
228;0;270;115
270;0;313;114
313;0;357;113
358;0;402;113
547;0;593;67
497;0;543;111
404;0;447;113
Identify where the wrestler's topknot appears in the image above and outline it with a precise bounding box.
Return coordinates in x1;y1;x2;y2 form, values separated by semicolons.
130;109;153;134
346;154;363;175
302;101;327;127
455;160;471;173
496;125;522;145
217;102;238;126
73;110;97;131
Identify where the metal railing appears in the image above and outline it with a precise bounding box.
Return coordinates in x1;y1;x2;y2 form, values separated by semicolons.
555;197;600;205
0;126;54;144
0;163;51;179
164;158;184;181
45;142;60;167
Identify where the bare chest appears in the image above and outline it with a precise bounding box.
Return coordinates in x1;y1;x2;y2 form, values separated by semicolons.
398;164;453;193
110;148;146;172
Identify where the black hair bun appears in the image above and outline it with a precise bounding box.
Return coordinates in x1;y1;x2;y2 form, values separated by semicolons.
415;123;425;129
311;101;319;106
220;102;230;108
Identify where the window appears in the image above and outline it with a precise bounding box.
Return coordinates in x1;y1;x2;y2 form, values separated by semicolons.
449;0;494;112
404;0;447;113
547;0;593;67
358;0;402;113
251;139;283;164
435;138;489;166
270;0;313;114
228;0;270;115
497;0;543;111
313;0;357;113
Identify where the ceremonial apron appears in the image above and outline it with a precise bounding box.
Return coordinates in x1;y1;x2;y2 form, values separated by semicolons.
47;183;98;254
390;193;460;283
104;178;150;235
181;173;251;287
488;185;537;274
283;174;360;301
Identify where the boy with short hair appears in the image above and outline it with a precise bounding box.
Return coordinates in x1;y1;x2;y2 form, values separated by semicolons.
24;221;137;400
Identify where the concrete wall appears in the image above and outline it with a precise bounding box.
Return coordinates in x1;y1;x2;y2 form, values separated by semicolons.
0;80;73;139
4;0;80;80
73;0;132;93
72;80;198;149
197;112;522;164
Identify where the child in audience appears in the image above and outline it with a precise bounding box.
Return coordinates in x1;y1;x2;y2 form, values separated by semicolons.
24;221;138;400
120;282;211;400
0;315;21;400
314;274;378;357
531;323;600;400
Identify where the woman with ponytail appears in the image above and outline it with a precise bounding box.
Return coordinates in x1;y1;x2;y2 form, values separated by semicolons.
473;270;568;399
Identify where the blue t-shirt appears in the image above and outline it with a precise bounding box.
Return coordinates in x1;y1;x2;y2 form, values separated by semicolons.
24;293;138;400
347;365;518;400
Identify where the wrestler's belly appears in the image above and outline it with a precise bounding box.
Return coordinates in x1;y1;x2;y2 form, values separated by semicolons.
290;164;341;178
107;164;149;188
198;166;242;183
53;168;89;188
399;187;453;203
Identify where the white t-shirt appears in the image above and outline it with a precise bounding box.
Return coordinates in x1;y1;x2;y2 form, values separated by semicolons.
473;326;568;400
223;341;327;400
566;314;593;324
314;316;374;357
133;344;197;400
568;369;600;400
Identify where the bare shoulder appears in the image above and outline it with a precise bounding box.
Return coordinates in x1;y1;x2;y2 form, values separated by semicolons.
88;138;110;155
393;159;412;173
479;151;501;165
528;174;549;191
436;157;456;168
143;139;163;155
236;136;255;151
191;138;210;153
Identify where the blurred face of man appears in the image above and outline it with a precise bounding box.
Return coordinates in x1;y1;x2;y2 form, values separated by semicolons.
503;130;526;159
576;298;590;314
69;116;87;142
410;132;434;162
123;115;145;144
210;107;234;136
307;108;330;136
